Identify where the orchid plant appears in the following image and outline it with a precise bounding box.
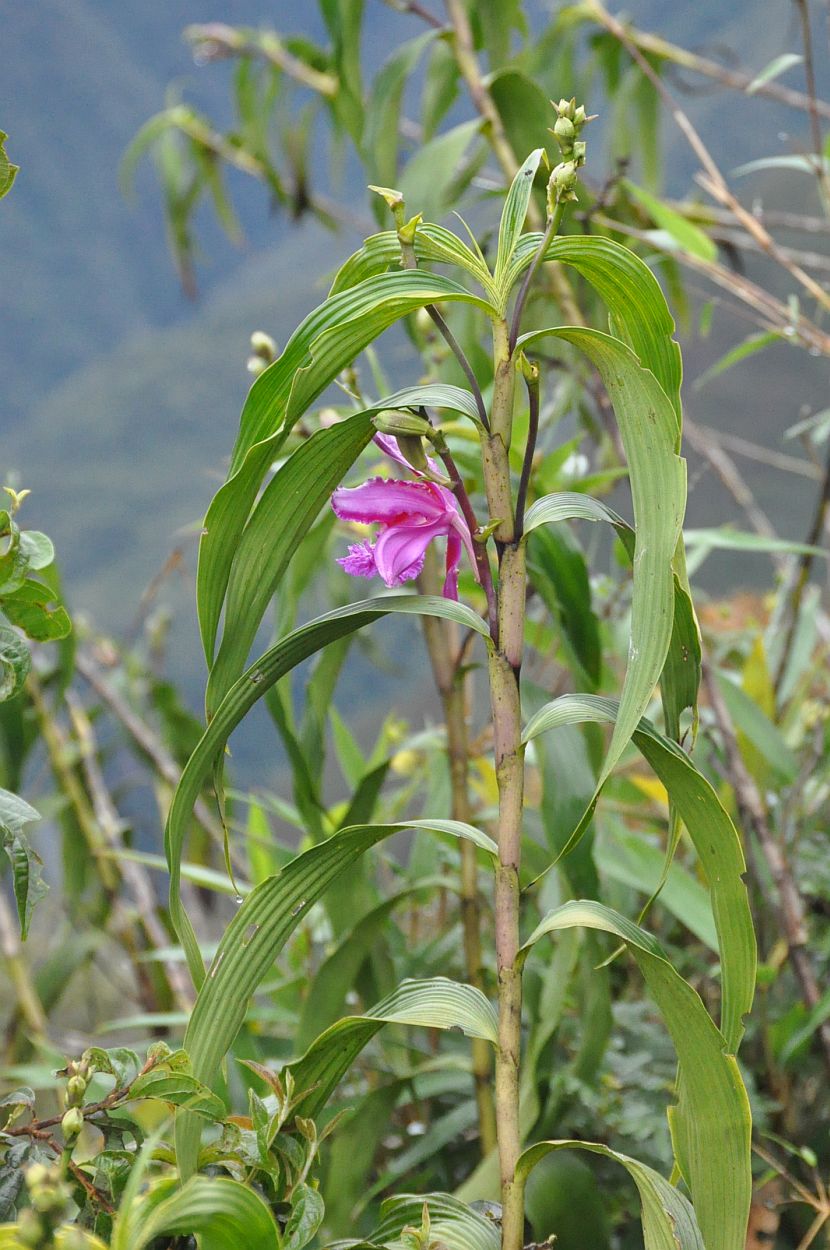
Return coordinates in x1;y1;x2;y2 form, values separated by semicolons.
140;94;757;1250
5;103;758;1249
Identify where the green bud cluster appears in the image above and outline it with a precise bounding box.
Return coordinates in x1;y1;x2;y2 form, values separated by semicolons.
547;97;592;210
63;1058;92;1107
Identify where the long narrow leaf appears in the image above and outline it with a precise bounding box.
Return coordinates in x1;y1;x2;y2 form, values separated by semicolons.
519;900;751;1250
522;693;755;1052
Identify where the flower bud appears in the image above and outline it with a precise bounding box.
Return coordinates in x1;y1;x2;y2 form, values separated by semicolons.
397;212;422;246
246;354;268;377
553;116;576;144
395;435;430;473
66;1075;87;1105
250;330;277;360
548;160;579;207
414;307;436;340
372;410;432;438
61;1106;84;1140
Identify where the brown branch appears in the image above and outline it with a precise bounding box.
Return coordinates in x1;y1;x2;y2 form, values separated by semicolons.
65;691;195;1013
575;4;830;121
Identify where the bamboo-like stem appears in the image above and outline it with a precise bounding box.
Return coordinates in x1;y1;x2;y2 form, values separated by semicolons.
489;551;526;1250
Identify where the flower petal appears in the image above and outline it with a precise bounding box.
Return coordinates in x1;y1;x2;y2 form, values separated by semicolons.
373;520;444;587
331;477;443;524
337;541;378;579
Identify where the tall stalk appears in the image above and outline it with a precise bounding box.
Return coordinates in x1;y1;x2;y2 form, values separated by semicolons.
480;112;587;1250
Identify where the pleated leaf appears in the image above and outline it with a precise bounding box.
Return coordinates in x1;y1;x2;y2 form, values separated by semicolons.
111;1175;280;1250
494;147;544;289
289;976;497;1122
164;594;490;988
176;821;494;1175
520;900;751;1250
516;1140;704;1250
373;1193;499;1250
518;328;686;842
198;270;494;663
522;692;755;1052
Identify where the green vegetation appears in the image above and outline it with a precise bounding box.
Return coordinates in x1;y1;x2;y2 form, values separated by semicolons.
3;4;830;1248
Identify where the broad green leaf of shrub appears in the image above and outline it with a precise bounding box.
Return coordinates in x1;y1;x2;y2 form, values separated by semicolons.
0;788;44;938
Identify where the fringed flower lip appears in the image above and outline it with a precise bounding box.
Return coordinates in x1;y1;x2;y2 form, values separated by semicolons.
331;434;479;600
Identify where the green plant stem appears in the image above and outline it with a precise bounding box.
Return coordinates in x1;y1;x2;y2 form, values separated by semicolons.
481;314;527;1250
508;205;564;356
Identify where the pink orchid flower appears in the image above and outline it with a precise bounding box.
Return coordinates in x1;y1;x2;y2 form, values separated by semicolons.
331;434;478;600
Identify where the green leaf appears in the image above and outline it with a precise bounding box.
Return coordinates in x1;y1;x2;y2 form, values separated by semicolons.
516;1140;704;1250
506;235;682;417
747;53;803;94
624;179;717;262
494;148;545;290
0;132;19;201
176;821;493;1176
112;1175;280;1250
283;1184;325;1250
518;329;686;837
205;412;374;713
17;531;54;572
373;1192;499;1250
288;976;497;1125
398;119;483;222
165;594;490;988
365;31;437;187
598;818;717;951
1;581;71;642
296;881;446;1050
128;1070;226;1120
488;70;551;176
330;224;497;302
522;490;633;547
716;673;799;784
684;527;826;562
198;270;493;663
522;693;755;1053
0;787;44;938
519;900;751;1250
733;154;830;177
0;628;30;702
